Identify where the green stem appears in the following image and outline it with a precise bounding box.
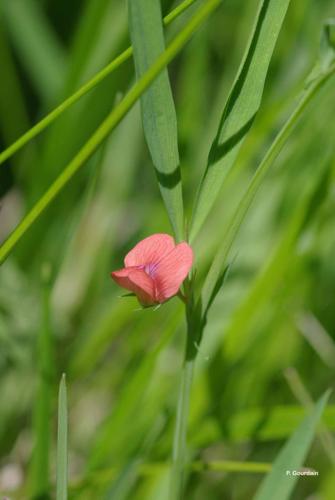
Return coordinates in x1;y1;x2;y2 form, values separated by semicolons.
170;357;194;500
0;0;221;265
0;0;198;167
170;281;198;499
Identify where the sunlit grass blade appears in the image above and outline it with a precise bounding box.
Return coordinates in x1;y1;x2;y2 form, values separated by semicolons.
255;391;331;500
200;62;335;320
0;0;198;168
0;0;220;265
56;374;68;500
129;0;184;241
29;264;54;498
190;0;291;241
0;0;67;103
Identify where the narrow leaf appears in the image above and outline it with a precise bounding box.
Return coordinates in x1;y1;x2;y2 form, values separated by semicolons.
56;374;68;500
190;0;291;241
255;391;331;500
129;0;184;241
199;61;335;319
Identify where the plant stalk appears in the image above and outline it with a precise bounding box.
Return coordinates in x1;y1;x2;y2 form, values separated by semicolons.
170;355;194;500
170;281;198;499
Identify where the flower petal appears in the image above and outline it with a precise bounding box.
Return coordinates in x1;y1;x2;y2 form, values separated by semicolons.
124;233;175;267
154;242;193;302
111;267;156;306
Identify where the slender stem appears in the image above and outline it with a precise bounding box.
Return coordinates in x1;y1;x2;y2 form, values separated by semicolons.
170;357;194;500
170;277;198;499
0;0;198;167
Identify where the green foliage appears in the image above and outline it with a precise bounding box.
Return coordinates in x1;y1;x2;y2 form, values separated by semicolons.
0;0;66;103
0;1;335;499
200;60;335;325
190;0;291;240
255;391;330;500
129;0;184;241
0;0;197;167
0;0;220;264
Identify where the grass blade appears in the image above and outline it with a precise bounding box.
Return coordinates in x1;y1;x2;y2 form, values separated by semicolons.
0;0;220;265
0;0;198;168
255;391;331;500
129;0;184;241
200;62;335;319
56;374;68;500
190;0;291;241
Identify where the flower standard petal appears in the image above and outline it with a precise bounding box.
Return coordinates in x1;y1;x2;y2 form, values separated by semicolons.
111;267;156;306
153;242;193;302
124;233;175;267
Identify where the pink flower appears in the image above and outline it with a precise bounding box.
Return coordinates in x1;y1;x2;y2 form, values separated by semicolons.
111;233;193;306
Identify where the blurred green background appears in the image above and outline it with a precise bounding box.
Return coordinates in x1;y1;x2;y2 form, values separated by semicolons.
0;0;335;498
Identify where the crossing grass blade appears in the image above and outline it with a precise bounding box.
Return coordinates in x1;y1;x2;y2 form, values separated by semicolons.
0;0;220;265
255;391;331;500
56;374;68;500
0;0;198;168
190;0;291;241
129;0;184;241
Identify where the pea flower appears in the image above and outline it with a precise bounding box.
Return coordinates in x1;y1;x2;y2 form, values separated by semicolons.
111;233;193;306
